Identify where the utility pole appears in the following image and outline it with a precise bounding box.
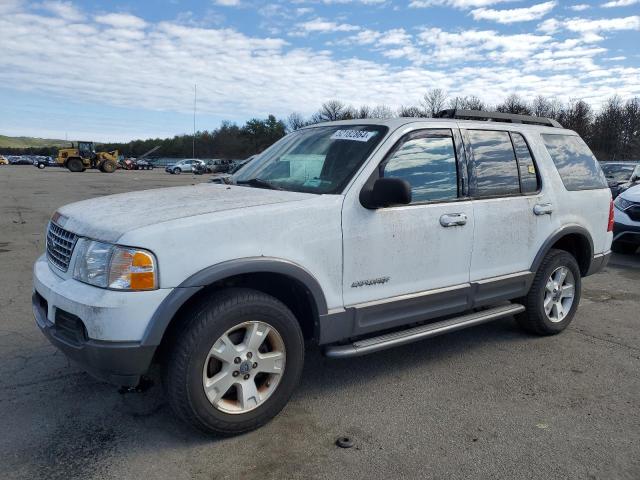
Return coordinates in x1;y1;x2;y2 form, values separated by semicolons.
193;84;197;159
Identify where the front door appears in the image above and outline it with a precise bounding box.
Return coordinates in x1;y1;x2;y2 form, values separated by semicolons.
342;128;475;335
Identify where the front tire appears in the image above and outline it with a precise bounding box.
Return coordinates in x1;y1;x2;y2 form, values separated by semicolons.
100;160;117;173
174;167;181;174
66;158;83;172
164;288;304;435
516;249;581;335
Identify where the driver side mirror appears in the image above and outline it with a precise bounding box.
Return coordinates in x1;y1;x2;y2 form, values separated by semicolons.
361;177;412;209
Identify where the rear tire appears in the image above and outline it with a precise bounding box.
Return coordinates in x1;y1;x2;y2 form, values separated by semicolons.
164;288;304;435
612;242;638;255
66;158;83;172
516;249;581;335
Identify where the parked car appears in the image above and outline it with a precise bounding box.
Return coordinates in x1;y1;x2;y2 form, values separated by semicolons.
165;159;204;174
33;111;612;435
35;156;57;169
600;161;640;198
135;159;154;170
612;183;640;254
10;156;35;165
207;157;256;183
0;155;8;165
193;161;209;175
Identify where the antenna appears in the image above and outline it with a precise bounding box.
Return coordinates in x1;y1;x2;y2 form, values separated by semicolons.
193;84;197;159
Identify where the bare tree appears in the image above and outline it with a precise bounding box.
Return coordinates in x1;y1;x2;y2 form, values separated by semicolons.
397;105;425;117
311;100;354;123
421;88;447;117
496;94;532;115
370;105;394;119
286;112;306;131
448;95;486;111
356;105;371;119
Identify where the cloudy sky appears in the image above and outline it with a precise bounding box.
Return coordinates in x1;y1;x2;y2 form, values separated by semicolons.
0;0;638;141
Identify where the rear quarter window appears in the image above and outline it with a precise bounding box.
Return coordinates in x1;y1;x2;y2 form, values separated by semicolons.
542;134;607;191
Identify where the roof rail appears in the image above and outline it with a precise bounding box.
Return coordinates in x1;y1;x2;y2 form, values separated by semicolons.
435;109;563;128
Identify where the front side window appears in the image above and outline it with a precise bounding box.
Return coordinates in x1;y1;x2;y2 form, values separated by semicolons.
381;130;458;203
235;125;387;194
467;130;520;197
542;134;607;191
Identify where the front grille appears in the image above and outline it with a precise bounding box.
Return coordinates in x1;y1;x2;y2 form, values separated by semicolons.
46;222;77;272
627;205;640;222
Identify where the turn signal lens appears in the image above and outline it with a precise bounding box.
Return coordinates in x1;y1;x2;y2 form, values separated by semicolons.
108;248;157;290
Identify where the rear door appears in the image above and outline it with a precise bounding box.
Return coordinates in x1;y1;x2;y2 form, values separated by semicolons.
463;128;551;288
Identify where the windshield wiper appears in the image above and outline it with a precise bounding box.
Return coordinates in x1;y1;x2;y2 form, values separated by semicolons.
236;178;283;190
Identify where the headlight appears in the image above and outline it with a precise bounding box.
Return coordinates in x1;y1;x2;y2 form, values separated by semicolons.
73;239;158;290
614;196;633;211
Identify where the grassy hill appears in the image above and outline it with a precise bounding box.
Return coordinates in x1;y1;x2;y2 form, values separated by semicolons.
0;135;69;148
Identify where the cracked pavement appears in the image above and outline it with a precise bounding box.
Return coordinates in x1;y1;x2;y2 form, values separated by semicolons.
0;166;639;479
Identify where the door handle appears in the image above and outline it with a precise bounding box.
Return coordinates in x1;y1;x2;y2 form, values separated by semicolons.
533;203;553;216
440;213;467;227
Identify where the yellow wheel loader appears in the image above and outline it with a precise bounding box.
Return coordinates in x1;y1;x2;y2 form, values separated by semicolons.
56;142;119;173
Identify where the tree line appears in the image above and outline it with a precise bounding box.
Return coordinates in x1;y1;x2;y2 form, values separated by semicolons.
4;92;639;160
287;92;640;161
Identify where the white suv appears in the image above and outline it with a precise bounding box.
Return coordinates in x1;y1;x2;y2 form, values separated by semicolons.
33;111;613;435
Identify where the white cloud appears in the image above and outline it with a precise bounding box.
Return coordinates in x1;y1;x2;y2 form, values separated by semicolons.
0;1;638;139
601;0;639;7
39;0;84;21
564;15;640;33
293;17;360;35
539;14;640;40
538;17;560;32
213;0;241;6
94;13;147;29
471;1;557;23
568;3;590;11
417;27;552;63
410;0;518;8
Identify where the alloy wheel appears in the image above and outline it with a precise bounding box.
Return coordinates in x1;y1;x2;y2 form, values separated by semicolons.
201;321;286;414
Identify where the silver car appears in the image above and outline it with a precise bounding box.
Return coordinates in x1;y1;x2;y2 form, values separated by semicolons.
165;159;205;174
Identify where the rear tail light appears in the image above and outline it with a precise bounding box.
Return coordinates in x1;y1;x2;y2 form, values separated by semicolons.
607;199;614;232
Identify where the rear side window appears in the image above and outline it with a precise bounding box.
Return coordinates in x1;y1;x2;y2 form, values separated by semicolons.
467;130;520;197
382;130;458;203
542;134;607;191
511;133;540;194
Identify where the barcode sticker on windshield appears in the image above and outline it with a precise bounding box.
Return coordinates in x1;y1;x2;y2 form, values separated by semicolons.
331;130;378;142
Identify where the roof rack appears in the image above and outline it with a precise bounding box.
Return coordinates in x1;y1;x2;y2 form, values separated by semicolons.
434;109;563;128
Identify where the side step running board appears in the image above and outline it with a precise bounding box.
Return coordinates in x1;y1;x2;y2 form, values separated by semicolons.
324;303;525;359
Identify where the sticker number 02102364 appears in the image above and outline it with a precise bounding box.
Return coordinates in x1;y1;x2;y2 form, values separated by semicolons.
330;130;378;142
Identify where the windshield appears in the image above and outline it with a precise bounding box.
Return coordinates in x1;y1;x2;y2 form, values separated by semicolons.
601;163;636;183
234;125;388;194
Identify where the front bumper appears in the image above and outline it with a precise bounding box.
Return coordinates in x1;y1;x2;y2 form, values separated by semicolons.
613;221;640;246
33;293;154;386
32;254;172;386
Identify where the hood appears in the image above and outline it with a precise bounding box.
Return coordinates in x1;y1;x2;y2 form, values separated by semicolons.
56;184;315;243
621;184;640;202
